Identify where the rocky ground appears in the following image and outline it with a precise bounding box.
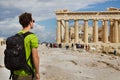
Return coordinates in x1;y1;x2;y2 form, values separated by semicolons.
0;45;120;80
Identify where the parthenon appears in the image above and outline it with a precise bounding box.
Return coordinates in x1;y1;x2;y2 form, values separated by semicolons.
55;7;120;44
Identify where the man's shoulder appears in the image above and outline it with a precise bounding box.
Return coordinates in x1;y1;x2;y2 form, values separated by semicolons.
25;32;38;41
18;30;38;40
27;32;37;38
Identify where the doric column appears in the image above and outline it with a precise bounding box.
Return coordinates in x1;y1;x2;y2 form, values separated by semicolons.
56;20;61;43
102;20;104;42
74;19;79;43
119;20;120;42
69;27;72;43
93;19;98;43
65;20;69;43
110;20;114;43
103;20;108;43
84;20;88;44
114;20;119;43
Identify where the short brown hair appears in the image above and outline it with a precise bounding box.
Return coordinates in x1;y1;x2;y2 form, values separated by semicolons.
19;12;32;27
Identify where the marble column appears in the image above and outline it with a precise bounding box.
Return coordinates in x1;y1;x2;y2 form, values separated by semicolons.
102;20;104;42
114;20;119;43
74;19;79;43
93;19;98;43
119;20;120;42
110;20;114;43
69;27;72;43
84;20;88;44
56;20;61;43
65;20;69;43
103;20;108;43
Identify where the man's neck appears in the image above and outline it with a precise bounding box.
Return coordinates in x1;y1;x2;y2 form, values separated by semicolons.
22;26;31;32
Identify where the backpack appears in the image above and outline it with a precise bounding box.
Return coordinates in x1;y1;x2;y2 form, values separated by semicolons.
4;31;34;79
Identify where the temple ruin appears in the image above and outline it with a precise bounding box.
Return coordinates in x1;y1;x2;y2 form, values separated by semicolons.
55;7;120;45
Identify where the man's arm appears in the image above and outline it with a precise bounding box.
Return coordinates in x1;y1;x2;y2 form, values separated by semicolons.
32;48;40;80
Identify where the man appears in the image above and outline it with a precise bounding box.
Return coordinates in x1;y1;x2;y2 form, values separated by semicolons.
12;12;40;80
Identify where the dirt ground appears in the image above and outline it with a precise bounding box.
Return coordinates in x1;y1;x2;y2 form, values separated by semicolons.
0;45;120;80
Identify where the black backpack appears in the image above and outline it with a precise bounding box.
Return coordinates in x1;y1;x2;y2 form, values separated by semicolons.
4;32;34;79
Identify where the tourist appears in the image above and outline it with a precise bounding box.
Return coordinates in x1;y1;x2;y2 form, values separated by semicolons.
71;43;74;48
59;43;62;48
50;43;53;48
12;12;40;80
66;43;69;50
114;49;117;55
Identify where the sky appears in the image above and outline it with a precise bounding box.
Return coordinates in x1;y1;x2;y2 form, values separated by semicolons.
0;0;120;43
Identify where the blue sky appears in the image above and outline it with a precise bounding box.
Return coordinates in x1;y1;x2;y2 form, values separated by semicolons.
0;0;119;43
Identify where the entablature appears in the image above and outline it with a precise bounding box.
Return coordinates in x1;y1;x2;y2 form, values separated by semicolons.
56;10;120;20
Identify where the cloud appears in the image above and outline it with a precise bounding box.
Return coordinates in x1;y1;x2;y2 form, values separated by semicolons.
31;23;56;43
0;17;54;42
0;19;19;37
0;0;109;42
0;17;45;37
0;0;109;21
